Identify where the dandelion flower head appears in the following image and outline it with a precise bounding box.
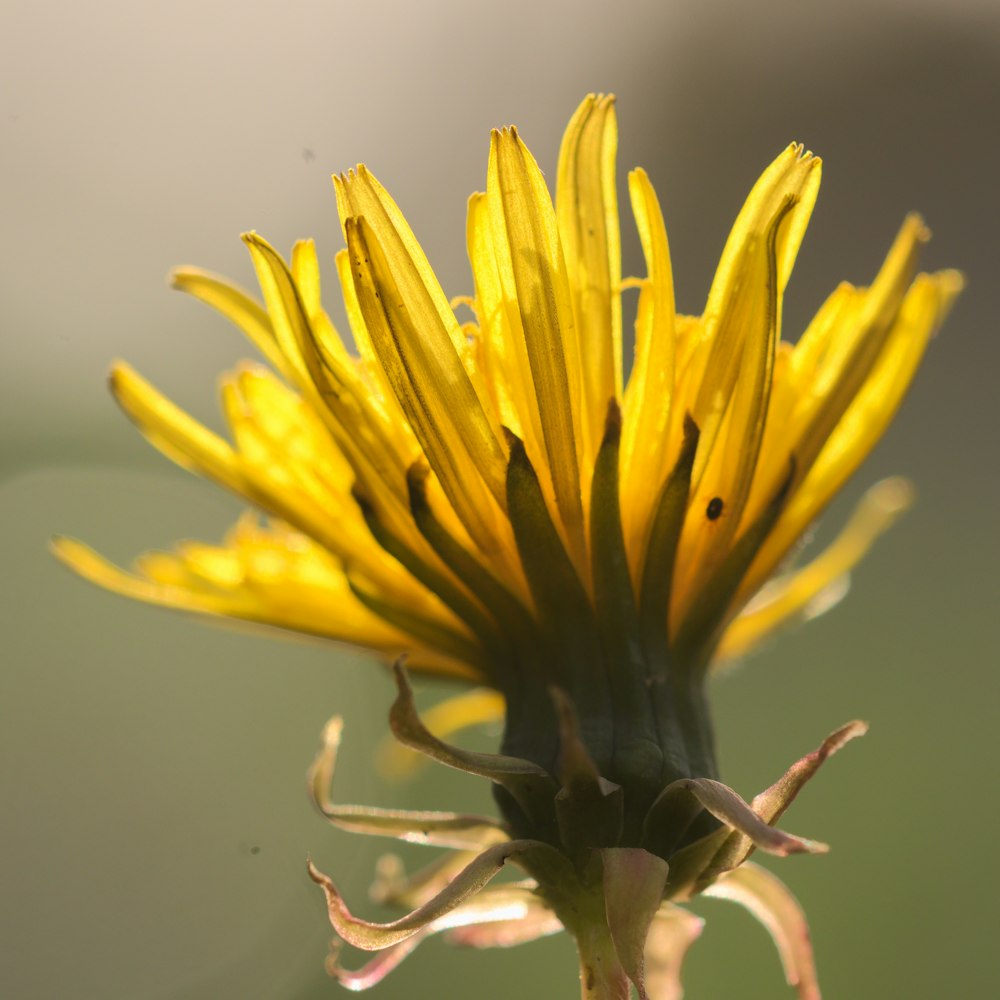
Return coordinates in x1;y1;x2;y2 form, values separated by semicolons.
55;95;961;999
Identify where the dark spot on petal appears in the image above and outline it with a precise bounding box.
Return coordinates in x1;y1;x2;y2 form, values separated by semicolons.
706;496;724;521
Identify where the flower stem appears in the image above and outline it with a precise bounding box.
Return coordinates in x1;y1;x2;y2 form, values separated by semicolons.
574;920;629;1000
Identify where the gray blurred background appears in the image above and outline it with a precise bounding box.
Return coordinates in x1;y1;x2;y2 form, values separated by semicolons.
2;1;998;997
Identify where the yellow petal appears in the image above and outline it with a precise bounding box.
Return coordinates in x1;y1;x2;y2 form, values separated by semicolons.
173;541;247;588
488;126;586;567
621;167;677;574
241;233;421;545
744;269;963;599
466;191;541;450
673;146;819;614
556;93;622;458
169;266;291;379
217;370;442;607
52;532;477;681
674;199;791;608
681;145;821;491
109;362;245;495
290;238;353;370
241;231;326;390
752;215;932;514
334;246;384;380
716;476;915;662
53;536;245;615
219;373;365;565
344;216;512;558
333;164;468;357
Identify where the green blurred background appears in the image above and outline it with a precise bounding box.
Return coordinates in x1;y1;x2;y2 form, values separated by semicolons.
3;1;998;997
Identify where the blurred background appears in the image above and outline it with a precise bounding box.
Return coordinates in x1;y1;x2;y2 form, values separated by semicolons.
2;0;998;997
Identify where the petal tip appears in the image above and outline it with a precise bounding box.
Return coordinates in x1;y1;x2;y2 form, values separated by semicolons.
868;477;915;515
903;211;931;242
307;857;333;887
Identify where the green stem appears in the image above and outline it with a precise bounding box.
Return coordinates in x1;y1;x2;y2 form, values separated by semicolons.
574;920;630;1000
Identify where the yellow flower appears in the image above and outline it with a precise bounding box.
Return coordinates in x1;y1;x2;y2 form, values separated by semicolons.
55;94;961;999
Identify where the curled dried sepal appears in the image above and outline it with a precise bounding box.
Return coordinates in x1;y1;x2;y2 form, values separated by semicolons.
675;778;828;856
643;775;827;876
705;720;867;878
704;862;820;1000
311;687;860;994
602;848;671;1000
753;720;867;825
376;687;505;780
643;906;705;1000
308;714;507;850
432;882;553;939
326;934;427;992
307;838;549;951
389;661;560;834
446;902;563;948
328;882;557;989
663;825;734;901
370;850;485;909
